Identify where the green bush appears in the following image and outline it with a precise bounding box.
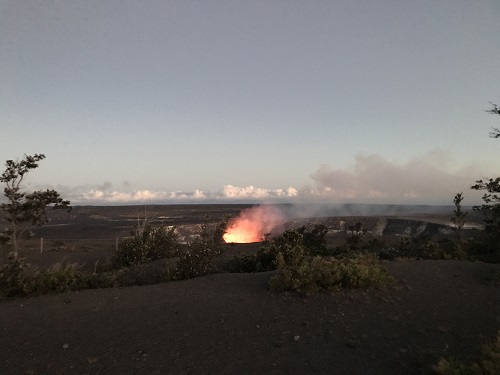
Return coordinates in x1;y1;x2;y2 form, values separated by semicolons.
377;247;400;260
466;231;500;263
174;239;217;280
434;332;500;375
24;263;116;295
330;243;351;256
299;224;329;255
376;235;468;261
366;238;386;252
219;255;262;273
339;254;393;288
255;225;330;271
220;225;331;274
1;257;117;300
26;262;83;294
114;223;180;267
0;254;29;298
269;249;339;295
269;253;394;296
174;220;226;280
77;271;116;290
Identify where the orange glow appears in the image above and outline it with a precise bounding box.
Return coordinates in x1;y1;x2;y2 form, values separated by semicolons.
223;205;285;244
223;219;263;243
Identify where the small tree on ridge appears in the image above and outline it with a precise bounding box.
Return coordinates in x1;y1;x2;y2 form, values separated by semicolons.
1;154;70;259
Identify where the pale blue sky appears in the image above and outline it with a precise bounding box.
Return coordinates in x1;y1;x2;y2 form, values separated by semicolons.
1;0;499;204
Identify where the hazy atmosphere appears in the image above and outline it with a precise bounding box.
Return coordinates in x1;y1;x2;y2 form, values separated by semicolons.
1;0;499;205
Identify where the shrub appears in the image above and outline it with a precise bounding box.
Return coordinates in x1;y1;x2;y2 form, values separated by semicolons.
366;238;386;252
269;253;394;296
1;257;117;300
26;262;116;295
466;231;500;263
377;247;401;261
26;262;83;294
173;219;226;280
379;235;467;261
174;238;217;279
434;331;500;375
299;224;329;255
114;223;180;267
269;250;340;295
23;263;116;295
253;225;330;271
0;254;29;298
115;258;175;286
220;225;331;274
339;254;393;288
219;255;262;273
345;221;366;251
77;271;116;290
330;243;351;256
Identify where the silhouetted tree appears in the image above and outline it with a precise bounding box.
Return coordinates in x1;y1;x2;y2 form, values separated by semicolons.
1;154;70;259
471;103;500;246
450;192;467;258
487;102;500;138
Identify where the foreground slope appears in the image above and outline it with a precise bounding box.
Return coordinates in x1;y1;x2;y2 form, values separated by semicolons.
0;260;498;375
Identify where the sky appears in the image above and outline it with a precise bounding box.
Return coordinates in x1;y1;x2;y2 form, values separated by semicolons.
1;0;499;205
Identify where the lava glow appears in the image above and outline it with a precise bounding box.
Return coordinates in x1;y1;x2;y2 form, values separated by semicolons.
223;205;285;243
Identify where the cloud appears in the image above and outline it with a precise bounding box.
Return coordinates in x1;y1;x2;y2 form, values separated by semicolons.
222;185;298;200
4;151;486;205
48;183;298;204
80;188;208;203
307;152;485;204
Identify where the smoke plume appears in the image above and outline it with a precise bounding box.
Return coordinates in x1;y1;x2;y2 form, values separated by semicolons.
308;151;485;204
223;205;286;243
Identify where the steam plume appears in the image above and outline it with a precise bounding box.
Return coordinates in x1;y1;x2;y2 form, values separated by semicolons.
223;205;285;243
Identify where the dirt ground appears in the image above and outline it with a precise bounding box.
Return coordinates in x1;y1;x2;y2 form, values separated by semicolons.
0;259;498;375
0;205;498;374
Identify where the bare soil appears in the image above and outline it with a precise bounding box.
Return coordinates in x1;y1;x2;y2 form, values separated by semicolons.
0;205;498;374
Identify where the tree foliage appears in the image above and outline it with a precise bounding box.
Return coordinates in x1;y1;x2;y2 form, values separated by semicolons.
114;223;180;268
471;177;500;236
1;154;70;258
469;102;500;259
174;218;227;280
487;102;500;138
450;193;468;258
471;104;500;235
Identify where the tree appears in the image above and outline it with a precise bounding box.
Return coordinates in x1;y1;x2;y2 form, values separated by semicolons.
450;192;467;258
1;154;70;259
471;177;500;237
471;103;500;248
487;102;500;138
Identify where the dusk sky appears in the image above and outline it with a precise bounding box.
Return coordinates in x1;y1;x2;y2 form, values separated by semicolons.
1;1;499;205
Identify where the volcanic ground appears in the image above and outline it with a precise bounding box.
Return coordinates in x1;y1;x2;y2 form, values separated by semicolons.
0;204;498;375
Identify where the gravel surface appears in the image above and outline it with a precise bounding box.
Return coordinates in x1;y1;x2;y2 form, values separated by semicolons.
0;260;498;375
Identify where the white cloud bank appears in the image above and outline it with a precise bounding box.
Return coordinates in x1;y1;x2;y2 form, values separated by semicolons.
15;151;489;205
82;188;207;202
222;185;298;199
58;184;299;204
